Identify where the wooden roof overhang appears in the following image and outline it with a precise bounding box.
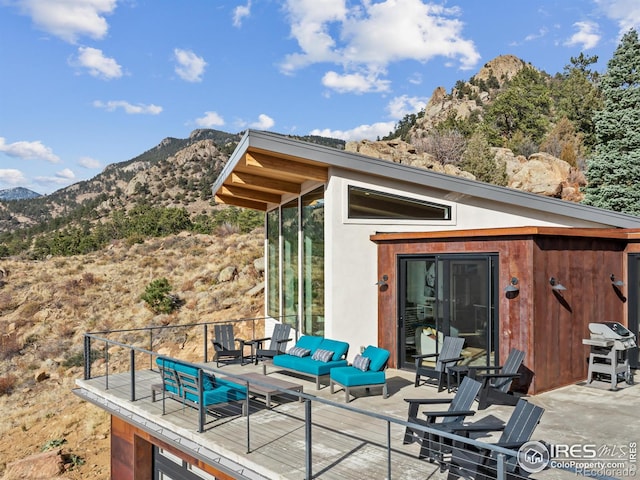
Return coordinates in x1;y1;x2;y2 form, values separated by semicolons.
213;142;328;212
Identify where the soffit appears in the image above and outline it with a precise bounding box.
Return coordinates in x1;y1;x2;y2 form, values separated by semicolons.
214;147;328;211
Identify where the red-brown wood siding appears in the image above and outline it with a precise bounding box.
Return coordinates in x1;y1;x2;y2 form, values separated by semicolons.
374;233;628;394
110;415;235;480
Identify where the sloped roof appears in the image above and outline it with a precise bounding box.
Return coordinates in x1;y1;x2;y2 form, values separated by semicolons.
212;130;640;229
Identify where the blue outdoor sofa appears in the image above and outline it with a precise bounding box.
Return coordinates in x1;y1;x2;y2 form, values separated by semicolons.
271;335;349;389
154;357;246;432
329;345;390;402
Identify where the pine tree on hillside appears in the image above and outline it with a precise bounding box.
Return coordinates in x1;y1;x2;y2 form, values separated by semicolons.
583;29;640;214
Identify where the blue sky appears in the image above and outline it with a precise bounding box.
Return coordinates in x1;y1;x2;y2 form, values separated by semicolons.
1;0;639;195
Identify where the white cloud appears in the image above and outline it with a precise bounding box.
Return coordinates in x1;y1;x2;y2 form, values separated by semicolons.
387;95;428;119
524;27;549;42
280;0;480;93
249;114;275;130
233;1;251;27
174;48;207;82
56;168;76;180
0;169;27;185
564;21;601;49
78;156;101;169
15;0;117;43
72;46;122;79
310;121;396;141
322;70;391;94
93;100;163;115
594;0;640;34
0;137;60;163
195;111;225;128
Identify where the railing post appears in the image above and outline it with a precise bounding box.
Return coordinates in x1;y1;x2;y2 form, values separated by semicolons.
130;349;136;402
198;369;204;433
496;452;506;480
246;379;251;454
387;420;392;480
149;329;153;371
204;324;208;363
105;340;109;390
305;399;312;480
83;335;91;380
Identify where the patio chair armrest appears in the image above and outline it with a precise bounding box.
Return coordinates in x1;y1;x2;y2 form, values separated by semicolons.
440;356;465;365
423;410;475;421
404;398;453;406
477;372;520;380
448;422;506;434
275;337;292;345
412;352;439;360
495;440;528;450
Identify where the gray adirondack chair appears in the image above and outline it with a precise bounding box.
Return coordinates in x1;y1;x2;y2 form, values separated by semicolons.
446;398;545;480
467;348;525;409
253;323;292;365
414;335;465;391
404;377;482;460
212;324;245;367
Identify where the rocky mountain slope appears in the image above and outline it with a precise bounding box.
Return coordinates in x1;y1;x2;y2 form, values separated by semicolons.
0;231;264;479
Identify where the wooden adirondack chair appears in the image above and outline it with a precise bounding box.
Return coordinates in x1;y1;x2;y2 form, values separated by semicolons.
212;324;245;367
414;335;465;391
467;348;525;409
446;399;545;480
404;377;482;460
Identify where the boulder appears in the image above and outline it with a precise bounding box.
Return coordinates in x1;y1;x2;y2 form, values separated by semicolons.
3;449;65;479
218;266;237;283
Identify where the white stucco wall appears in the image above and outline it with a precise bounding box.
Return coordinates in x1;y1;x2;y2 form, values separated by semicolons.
323;167;613;361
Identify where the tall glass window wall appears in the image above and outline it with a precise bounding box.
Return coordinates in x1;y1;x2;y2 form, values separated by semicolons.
267;187;325;335
266;209;279;319
281;199;299;328
302;187;325;335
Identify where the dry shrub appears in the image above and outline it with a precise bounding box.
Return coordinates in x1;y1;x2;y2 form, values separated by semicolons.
180;278;196;292
82;272;99;286
19;301;41;318
0;374;17;396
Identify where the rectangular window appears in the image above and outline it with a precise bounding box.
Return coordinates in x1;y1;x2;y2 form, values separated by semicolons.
281;199;299;327
348;185;451;220
267;209;280;318
302;187;324;336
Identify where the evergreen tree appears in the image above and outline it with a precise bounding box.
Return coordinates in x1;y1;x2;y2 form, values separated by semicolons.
461;131;508;186
583;29;640;214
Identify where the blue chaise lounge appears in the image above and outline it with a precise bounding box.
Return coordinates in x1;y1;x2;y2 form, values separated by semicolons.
329;345;390;402
271;335;349;389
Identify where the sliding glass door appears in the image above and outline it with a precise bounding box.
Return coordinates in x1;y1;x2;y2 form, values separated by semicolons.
398;254;498;369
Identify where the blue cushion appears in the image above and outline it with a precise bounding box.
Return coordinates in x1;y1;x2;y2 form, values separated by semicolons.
330;366;386;387
362;346;390;372
318;338;349;361
295;335;324;353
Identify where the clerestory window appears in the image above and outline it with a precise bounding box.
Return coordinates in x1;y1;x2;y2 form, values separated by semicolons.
348;185;451;220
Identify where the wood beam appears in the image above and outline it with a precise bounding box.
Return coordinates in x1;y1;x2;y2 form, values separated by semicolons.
230;171;301;194
219;185;282;204
245;152;328;182
215;194;267;211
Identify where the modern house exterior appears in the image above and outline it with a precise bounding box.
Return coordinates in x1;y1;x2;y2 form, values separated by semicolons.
74;129;640;479
212;129;640;394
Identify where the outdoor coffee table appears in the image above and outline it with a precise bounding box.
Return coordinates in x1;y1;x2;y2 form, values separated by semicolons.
230;372;303;409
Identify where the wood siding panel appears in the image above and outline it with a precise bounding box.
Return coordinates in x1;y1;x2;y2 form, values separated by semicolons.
109;415;236;480
375;233;628;394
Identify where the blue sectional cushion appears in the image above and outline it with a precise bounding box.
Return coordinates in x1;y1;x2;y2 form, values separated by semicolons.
330;366;386;387
200;378;246;405
295;335;324;353
273;354;348;375
318;338;349;361
312;348;334;362
362;346;390;372
352;354;370;372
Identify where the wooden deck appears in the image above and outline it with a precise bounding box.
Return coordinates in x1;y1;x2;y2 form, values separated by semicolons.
75;360;623;479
